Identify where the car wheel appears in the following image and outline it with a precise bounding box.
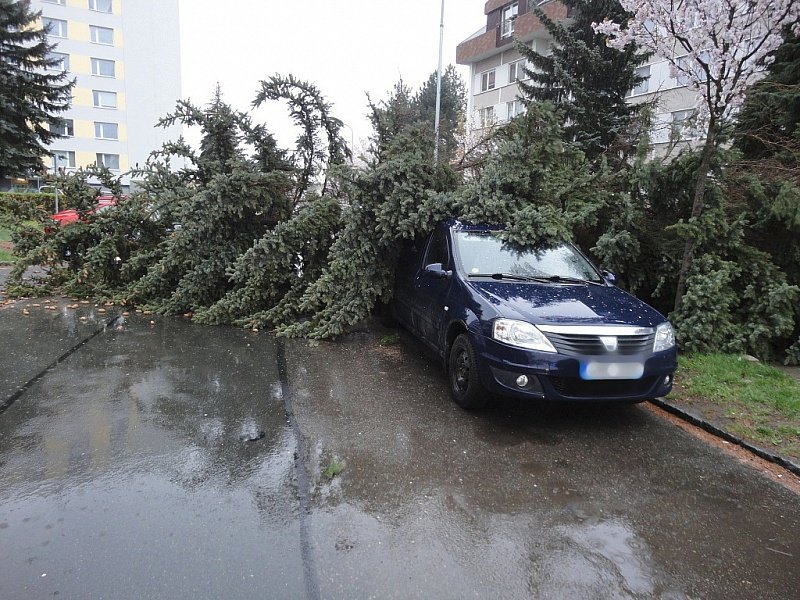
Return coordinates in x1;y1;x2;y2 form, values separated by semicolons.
448;334;489;409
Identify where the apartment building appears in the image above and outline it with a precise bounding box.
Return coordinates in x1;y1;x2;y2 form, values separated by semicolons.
33;0;182;189
456;1;702;154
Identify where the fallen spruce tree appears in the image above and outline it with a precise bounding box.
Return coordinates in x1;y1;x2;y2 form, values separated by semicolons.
4;58;799;362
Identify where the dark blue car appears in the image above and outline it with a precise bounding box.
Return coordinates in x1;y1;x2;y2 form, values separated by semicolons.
391;220;678;408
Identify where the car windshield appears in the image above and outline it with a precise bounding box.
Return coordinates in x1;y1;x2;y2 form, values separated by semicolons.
453;231;602;282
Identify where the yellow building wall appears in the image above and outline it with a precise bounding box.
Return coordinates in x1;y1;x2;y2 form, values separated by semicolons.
73;120;94;139
69;21;91;43
71;55;91;75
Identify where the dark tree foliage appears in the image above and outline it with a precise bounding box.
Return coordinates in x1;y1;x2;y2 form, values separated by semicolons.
5;58;797;360
4;165;126;297
254;74;350;200
507;1;653;293
275;69;467;338
414;65;467;163
668;188;799;358
458;102;606;247
127;90;296;314
735;33;800;161
0;0;74;179
729;32;800;362
518;0;649;164
368;67;465;166
194;194;341;329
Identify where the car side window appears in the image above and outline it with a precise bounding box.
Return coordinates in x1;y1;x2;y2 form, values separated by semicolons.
424;228;450;267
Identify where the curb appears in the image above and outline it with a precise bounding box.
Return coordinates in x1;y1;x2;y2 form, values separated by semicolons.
650;397;800;478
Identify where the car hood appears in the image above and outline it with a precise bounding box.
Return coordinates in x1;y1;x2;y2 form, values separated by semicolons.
467;280;666;328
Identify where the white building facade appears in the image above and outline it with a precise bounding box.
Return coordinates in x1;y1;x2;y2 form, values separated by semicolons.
457;1;704;155
33;0;182;189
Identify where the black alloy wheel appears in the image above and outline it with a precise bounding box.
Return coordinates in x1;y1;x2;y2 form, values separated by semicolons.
448;333;489;409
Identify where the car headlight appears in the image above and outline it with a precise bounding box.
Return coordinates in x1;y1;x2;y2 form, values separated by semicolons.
654;322;676;352
493;319;557;353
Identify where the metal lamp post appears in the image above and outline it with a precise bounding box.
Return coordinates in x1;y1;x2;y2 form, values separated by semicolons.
434;0;445;165
52;153;66;212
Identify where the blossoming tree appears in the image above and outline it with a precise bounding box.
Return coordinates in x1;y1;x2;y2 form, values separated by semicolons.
594;0;800;311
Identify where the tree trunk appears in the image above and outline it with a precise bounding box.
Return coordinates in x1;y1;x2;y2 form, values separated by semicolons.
673;123;717;313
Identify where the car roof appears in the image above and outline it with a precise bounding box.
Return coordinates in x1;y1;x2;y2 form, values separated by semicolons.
444;218;505;232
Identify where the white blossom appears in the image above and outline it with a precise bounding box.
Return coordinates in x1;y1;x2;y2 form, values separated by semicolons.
593;0;800;127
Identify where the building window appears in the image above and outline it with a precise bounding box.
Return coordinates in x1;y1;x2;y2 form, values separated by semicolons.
96;153;120;170
50;119;74;137
675;56;690;86
506;100;524;120
89;0;113;13
43;0;67;5
478;106;495;128
501;3;519;38
52;151;76;169
480;69;496;92
90;25;114;45
43;17;68;38
91;58;115;78
47;52;69;72
629;65;651;96
95;122;119;140
508;60;526;84
675;55;709;87
93;90;117;109
671;109;697;140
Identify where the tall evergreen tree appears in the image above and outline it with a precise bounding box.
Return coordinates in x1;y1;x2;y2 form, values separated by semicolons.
0;0;74;179
414;65;467;164
732;32;800;362
735;32;800;164
518;0;647;164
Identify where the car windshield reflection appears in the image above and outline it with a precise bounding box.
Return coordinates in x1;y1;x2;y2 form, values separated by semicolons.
453;231;603;283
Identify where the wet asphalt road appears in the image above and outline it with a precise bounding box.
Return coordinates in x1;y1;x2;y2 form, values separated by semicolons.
0;299;798;599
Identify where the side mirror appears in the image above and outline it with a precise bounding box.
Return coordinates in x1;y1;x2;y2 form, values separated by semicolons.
424;263;452;280
601;270;617;285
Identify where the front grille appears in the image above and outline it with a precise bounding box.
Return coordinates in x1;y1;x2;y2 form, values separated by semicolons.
548;376;659;399
545;332;655;357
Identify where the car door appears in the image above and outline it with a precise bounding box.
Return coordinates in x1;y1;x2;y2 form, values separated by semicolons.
414;225;453;354
392;238;424;332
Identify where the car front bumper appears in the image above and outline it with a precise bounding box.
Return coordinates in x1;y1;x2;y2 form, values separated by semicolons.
475;334;677;402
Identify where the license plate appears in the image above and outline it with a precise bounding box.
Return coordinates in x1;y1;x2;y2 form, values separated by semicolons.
580;361;644;381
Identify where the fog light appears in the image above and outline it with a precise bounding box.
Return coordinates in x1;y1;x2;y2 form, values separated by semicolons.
664;375;672;386
516;375;529;388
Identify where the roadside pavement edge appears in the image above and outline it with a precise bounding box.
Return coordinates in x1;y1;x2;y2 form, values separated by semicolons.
650;397;800;478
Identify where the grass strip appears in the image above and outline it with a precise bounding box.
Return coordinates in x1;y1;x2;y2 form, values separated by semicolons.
674;354;800;460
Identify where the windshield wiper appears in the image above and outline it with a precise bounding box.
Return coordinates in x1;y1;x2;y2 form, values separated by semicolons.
531;275;604;286
467;273;604;285
467;273;534;282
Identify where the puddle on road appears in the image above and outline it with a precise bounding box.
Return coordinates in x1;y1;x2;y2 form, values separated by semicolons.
0;316;308;599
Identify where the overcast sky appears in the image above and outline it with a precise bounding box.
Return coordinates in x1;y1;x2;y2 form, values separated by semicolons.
178;0;487;152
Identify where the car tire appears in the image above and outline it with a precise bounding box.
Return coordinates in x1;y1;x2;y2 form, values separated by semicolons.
448;334;489;409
